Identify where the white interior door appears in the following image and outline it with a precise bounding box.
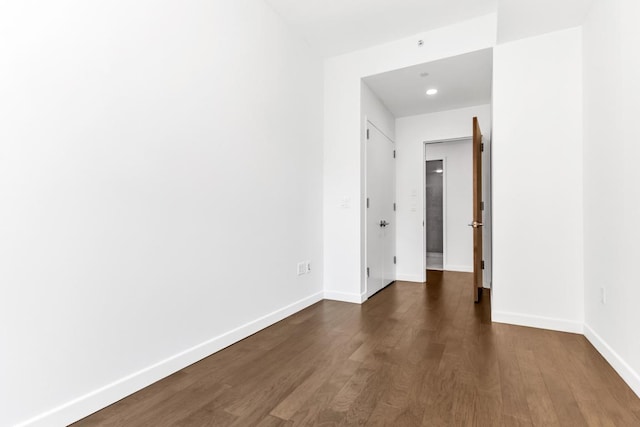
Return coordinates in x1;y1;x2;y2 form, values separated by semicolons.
366;123;396;298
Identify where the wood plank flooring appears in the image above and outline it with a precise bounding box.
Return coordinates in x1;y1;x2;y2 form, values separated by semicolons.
73;271;640;426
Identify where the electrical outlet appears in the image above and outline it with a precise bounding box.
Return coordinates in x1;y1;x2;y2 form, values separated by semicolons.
600;287;606;304
297;262;306;276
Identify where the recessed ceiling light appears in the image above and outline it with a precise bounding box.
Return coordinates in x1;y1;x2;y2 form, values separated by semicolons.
426;88;438;96
435;169;443;174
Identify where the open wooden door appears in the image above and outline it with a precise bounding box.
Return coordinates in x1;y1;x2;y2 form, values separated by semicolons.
471;117;483;303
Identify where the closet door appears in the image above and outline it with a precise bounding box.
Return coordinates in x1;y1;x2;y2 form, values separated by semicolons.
366;123;395;298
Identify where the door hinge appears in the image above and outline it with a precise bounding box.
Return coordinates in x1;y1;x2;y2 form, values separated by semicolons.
481;143;484;152
366;129;370;140
481;260;485;270
367;267;370;278
481;201;484;211
393;150;396;159
393;202;396;211
367;198;370;208
393;256;397;265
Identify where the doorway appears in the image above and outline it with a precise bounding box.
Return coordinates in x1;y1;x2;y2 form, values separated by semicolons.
425;159;445;270
361;48;493;304
423;137;477;277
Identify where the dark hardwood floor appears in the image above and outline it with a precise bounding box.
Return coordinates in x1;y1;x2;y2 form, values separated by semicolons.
74;271;640;426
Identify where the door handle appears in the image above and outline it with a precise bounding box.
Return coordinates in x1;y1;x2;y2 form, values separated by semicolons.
380;220;390;228
468;221;484;228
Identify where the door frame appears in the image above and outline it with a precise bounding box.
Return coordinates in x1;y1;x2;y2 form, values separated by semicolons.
424;156;447;272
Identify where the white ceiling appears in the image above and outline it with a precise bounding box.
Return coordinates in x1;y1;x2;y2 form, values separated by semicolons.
264;0;498;57
264;0;594;57
363;49;493;117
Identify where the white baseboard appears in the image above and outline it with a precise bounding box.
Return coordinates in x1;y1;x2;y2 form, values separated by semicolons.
584;324;640;399
324;290;366;304
492;311;584;334
444;264;473;273
396;274;425;283
16;291;325;427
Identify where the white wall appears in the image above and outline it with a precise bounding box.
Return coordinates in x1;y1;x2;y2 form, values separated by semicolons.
492;27;584;333
323;14;497;301
497;0;594;44
324;81;395;303
0;1;324;425
395;105;492;283
361;83;396;141
583;0;640;397
358;83;396;300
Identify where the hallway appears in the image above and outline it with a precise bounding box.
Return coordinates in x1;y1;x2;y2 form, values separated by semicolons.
75;272;640;426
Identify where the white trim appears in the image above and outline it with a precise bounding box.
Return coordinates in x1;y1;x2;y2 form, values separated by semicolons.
584;324;640;399
324;290;367;304
444;264;473;273
15;291;324;427
492;311;584;334
396;274;425;283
